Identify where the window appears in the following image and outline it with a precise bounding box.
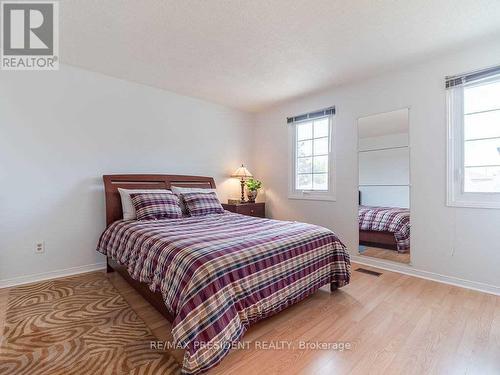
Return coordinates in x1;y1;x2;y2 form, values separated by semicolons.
446;66;500;208
288;107;335;200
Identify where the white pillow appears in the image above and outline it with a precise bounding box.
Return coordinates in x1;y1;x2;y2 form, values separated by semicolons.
118;188;171;220
170;186;218;214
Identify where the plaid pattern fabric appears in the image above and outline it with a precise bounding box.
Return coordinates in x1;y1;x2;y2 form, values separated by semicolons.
359;205;410;251
97;212;351;374
130;192;182;220
182;191;224;216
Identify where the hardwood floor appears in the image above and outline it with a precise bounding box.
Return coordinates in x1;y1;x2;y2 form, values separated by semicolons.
360;246;411;264
1;263;499;374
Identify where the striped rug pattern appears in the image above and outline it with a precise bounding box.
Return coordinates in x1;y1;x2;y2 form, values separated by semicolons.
0;273;180;375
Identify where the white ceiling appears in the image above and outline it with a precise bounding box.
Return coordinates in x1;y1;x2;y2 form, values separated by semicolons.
61;0;500;112
358;109;409;138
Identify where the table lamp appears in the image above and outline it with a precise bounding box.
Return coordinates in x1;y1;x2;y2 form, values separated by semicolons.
231;164;253;203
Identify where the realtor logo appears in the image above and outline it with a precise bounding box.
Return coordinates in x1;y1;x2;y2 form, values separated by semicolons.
1;1;59;70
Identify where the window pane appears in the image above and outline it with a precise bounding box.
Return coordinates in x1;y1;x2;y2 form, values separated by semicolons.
313;155;328;173
313;137;329;155
464;80;500;114
297;174;312;190
313;173;328;190
297;157;312;173
297;140;312;157
464;110;500;140
464;138;500;166
297;122;313;140
294;115;333;194
464;166;500;193
314;118;329;138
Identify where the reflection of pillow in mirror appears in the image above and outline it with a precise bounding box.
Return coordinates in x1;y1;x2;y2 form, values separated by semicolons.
170;186;218;214
118;188;171;220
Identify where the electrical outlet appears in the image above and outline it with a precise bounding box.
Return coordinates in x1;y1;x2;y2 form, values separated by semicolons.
35;241;45;254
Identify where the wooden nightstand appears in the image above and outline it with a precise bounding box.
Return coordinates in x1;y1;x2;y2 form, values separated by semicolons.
222;202;265;218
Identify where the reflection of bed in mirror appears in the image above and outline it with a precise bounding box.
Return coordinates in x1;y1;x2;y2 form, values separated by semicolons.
358;198;410;253
357;108;410;264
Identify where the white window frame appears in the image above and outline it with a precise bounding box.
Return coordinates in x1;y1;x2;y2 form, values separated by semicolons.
446;75;500;209
288;114;336;201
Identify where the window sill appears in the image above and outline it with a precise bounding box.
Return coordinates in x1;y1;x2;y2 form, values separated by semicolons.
288;193;336;202
446;199;500;209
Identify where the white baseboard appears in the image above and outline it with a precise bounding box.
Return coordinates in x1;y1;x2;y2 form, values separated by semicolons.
351;255;500;296
2;257;498;297
0;262;107;289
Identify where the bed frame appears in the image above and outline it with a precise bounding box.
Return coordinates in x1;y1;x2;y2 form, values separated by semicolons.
103;174;339;323
359;230;399;251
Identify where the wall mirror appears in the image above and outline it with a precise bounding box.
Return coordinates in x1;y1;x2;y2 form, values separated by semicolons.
357;108;411;264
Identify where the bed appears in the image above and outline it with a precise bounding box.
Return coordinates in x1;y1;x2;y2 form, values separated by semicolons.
97;174;351;374
358;205;410;252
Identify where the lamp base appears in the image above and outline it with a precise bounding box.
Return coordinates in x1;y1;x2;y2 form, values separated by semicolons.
240;179;246;203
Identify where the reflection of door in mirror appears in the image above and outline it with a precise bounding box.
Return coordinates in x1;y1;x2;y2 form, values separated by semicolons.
358;108;410;264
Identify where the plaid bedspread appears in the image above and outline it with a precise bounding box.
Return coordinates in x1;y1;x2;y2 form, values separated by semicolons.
97;212;350;374
358;205;410;251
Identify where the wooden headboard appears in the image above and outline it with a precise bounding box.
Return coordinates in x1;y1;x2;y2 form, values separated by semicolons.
103;174;216;226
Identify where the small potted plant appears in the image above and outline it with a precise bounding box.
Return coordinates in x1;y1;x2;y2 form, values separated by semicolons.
245;178;262;203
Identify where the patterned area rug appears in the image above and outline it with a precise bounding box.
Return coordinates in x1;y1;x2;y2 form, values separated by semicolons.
0;272;180;375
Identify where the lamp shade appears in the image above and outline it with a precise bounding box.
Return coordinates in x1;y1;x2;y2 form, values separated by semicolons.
231;164;253;179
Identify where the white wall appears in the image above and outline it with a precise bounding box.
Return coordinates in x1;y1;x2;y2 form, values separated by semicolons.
254;40;500;288
0;65;253;283
359;133;410;208
2;42;500;291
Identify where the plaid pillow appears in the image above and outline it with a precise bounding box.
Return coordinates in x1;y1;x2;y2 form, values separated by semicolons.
130;192;182;220
182;192;224;216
